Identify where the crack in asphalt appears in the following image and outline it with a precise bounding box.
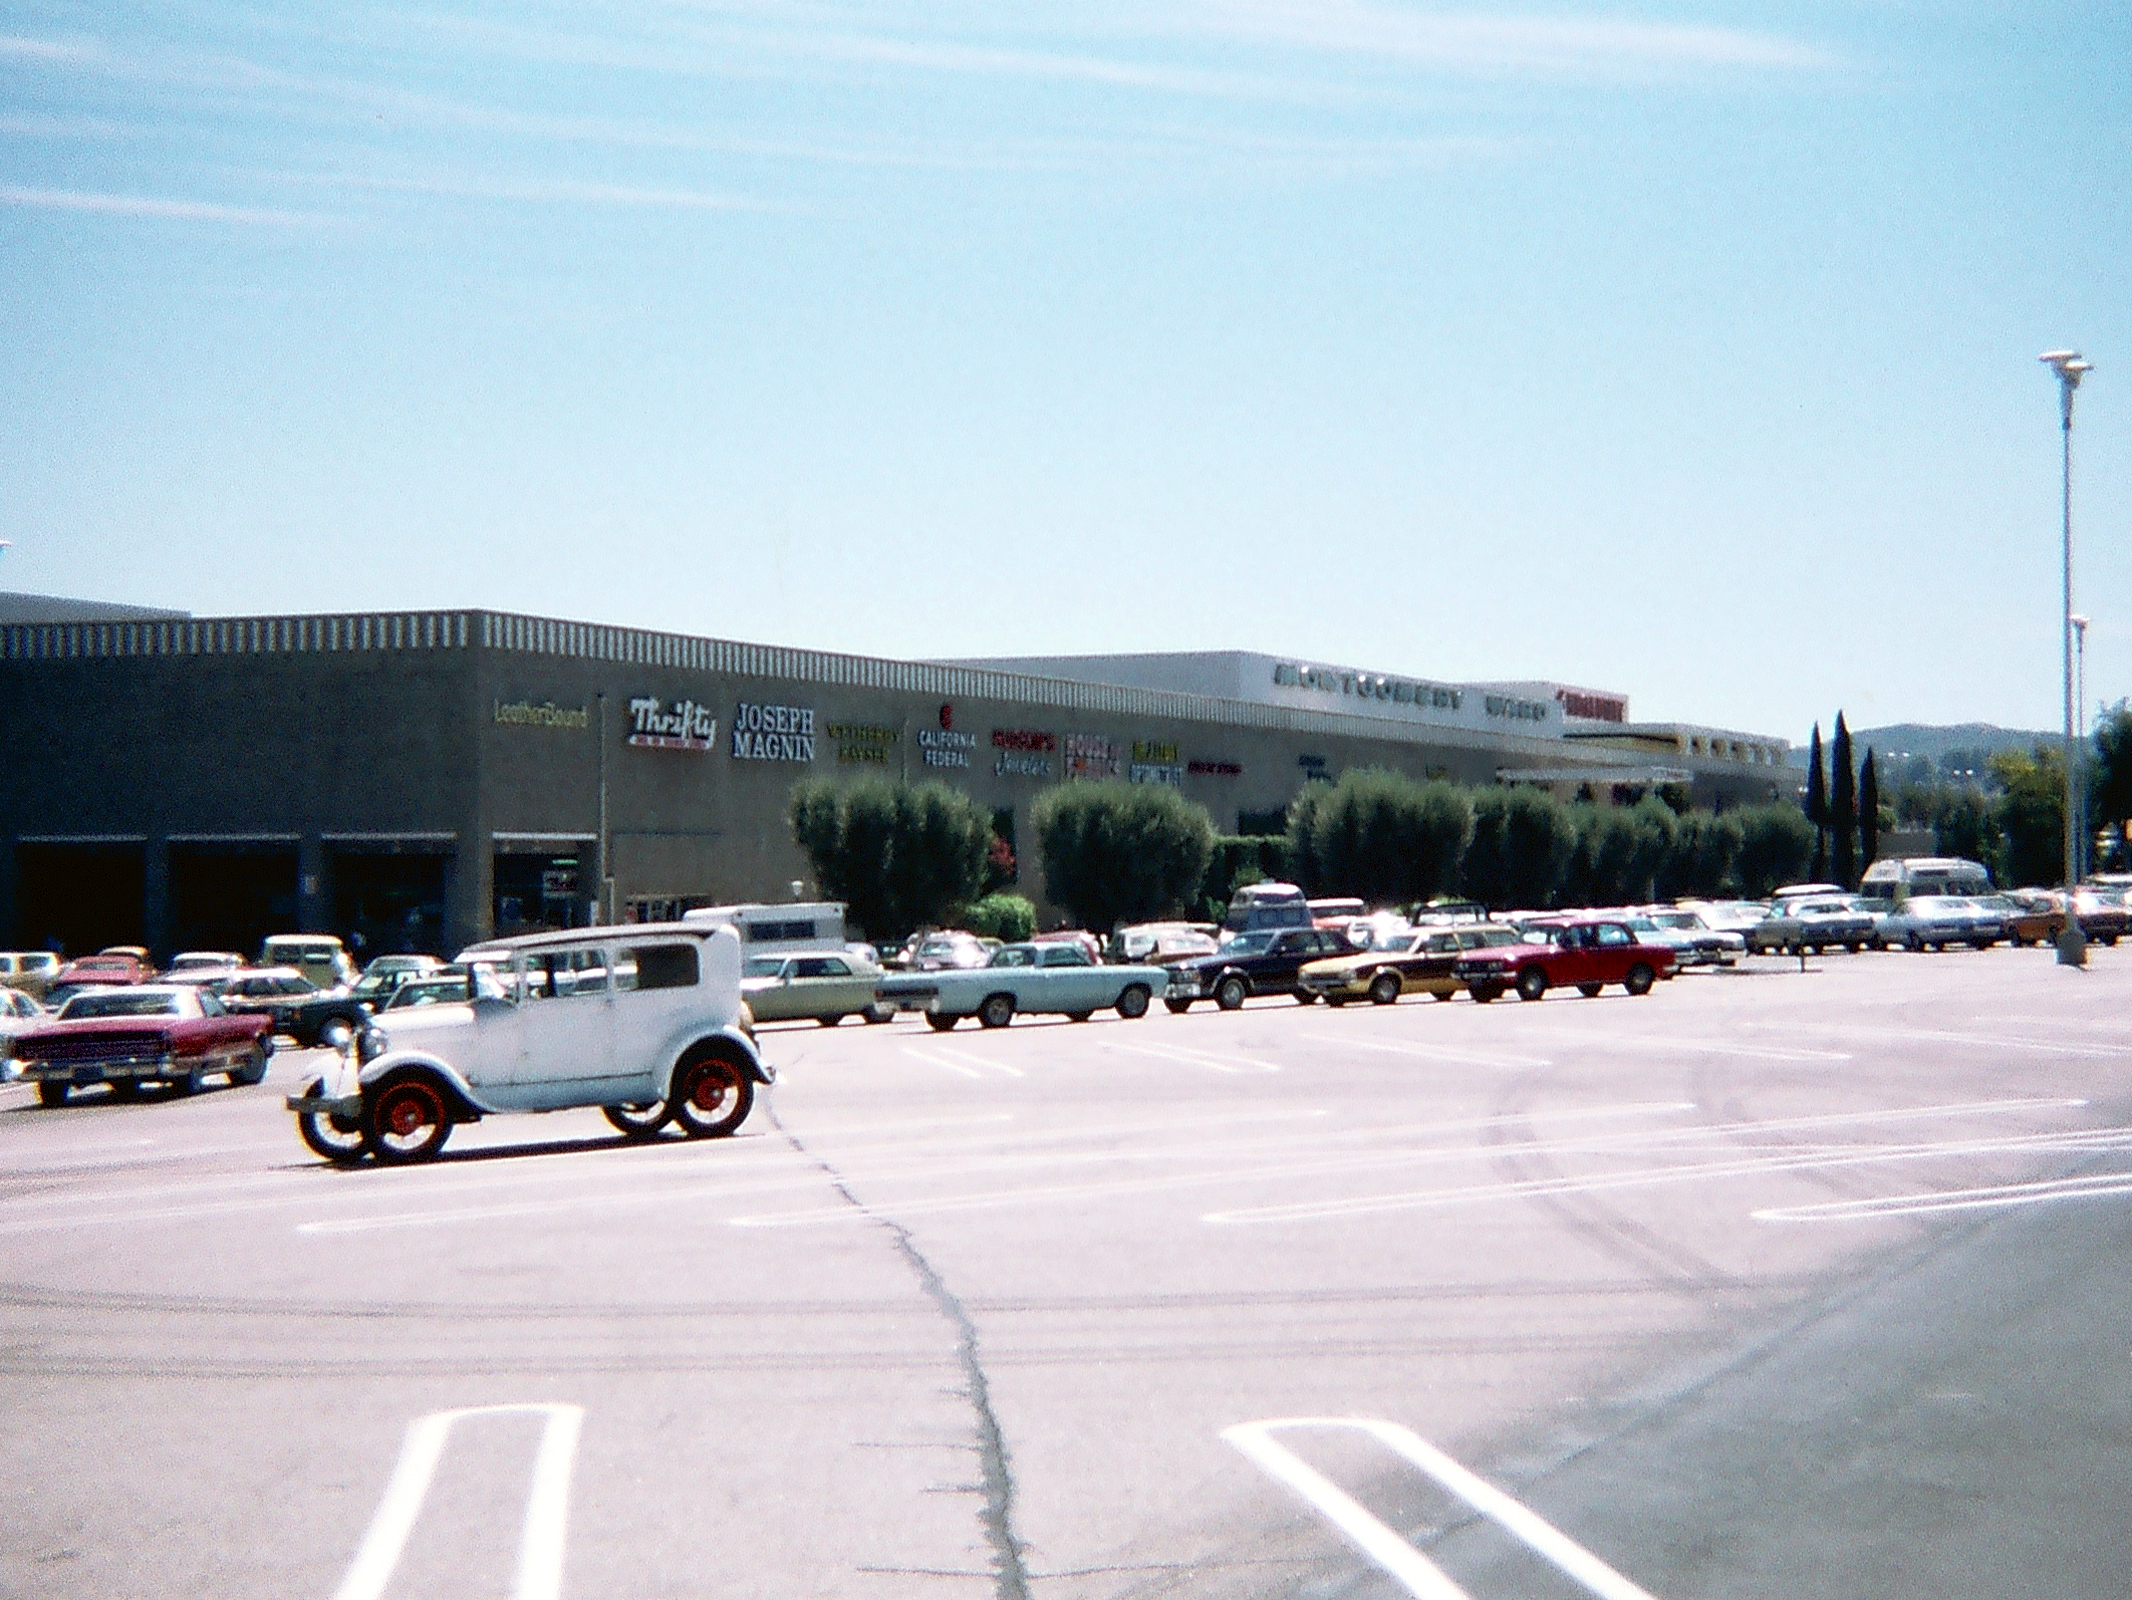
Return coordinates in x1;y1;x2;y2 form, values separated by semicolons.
769;1104;1031;1600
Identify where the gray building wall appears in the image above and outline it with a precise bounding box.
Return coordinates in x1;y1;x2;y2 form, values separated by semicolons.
1;610;1790;958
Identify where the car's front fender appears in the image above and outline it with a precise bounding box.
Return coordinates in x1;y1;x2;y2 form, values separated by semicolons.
353;1048;501;1115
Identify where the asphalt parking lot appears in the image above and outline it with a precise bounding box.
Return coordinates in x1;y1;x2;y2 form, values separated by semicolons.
4;948;2130;1600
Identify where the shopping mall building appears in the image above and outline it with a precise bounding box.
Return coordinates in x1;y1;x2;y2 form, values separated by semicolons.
0;596;1795;958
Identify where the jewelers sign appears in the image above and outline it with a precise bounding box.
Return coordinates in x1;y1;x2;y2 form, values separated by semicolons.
732;702;817;761
627;696;715;750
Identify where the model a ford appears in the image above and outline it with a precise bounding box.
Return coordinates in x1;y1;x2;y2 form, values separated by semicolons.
286;923;770;1164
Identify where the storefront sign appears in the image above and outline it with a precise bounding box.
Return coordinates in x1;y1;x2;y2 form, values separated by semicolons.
1062;733;1120;780
494;698;590;731
1130;761;1183;787
827;722;899;765
1188;758;1243;776
1485;694;1550;724
1274;662;1462;711
627;696;716;750
992;729;1055;752
1557;689;1627;723
996;751;1052;778
732;702;817;761
920;727;975;768
1133;740;1179;764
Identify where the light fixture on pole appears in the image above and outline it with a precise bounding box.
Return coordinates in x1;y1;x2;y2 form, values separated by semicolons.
2042;349;2092;966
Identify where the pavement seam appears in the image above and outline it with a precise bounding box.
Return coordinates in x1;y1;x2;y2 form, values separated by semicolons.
766;1101;1032;1600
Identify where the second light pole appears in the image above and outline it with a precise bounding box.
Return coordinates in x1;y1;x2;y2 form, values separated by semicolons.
2042;348;2093;967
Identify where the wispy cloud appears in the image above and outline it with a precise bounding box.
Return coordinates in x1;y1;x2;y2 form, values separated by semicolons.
0;184;332;225
1178;1;1834;77
303;168;784;211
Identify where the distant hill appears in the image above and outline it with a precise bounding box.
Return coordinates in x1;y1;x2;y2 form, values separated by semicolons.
1848;723;2058;782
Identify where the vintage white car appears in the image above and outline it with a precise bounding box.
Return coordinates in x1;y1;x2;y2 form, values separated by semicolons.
877;941;1170;1030
286;923;770;1164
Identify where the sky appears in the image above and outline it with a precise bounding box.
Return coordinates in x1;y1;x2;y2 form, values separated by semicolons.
2;2;2127;747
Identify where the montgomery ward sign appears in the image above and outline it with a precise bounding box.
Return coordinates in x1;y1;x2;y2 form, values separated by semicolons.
628;697;717;750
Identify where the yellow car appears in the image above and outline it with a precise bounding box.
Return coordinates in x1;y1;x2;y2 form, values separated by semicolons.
1298;924;1522;1006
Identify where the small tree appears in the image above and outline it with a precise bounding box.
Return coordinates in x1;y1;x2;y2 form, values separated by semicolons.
1031;780;1216;931
1857;748;1881;873
1991;745;2067;888
1934;787;2002;877
787;778;992;944
1658;810;1745;900
1831;713;1856;888
1462;787;1575;909
1285;767;1473;905
2093;704;2132;867
1734;803;1816;895
1804;723;1828;881
963;893;1037;942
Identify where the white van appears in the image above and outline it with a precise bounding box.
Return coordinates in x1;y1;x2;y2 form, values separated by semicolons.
1858;856;1993;907
682;902;848;954
1222;882;1313;935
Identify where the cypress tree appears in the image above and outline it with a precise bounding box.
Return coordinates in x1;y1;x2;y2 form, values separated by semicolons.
1858;748;1881;873
1805;723;1827;881
1832;713;1856;888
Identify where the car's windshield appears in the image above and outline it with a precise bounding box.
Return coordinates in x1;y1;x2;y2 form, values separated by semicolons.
60;992;181;1019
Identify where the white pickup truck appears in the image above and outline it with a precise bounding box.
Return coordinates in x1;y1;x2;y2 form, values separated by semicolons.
877;942;1170;1030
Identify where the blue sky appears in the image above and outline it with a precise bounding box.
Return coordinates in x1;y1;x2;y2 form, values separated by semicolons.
2;3;2126;745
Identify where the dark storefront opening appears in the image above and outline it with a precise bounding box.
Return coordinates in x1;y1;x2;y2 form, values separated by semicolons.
170;844;299;960
333;851;449;960
16;842;145;958
493;849;592;937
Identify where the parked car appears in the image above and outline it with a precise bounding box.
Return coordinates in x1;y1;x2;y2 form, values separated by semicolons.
1221;881;1314;934
0;986;51;1057
1630;910;1742;968
742;952;894;1026
45;952;148;1007
8;985;271;1105
1029;928;1104;965
896;931;995;972
222;967;373;1045
360;953;445;982
258;934;359;992
1299;924;1522;1005
286;923;770;1163
1165;926;1361;1012
163;950;244;985
1453;919;1676;1002
1744;896;1877;955
877;941;1168;1030
379;972;472;1010
1873;895;2001;952
1980;892;2059;947
0;951;60;1000
1112;922;1220;966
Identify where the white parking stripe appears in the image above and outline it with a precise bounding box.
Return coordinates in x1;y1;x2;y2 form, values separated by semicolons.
1106;1041;1280;1074
1224;1417;1661;1600
900;1047;1024;1078
333;1403;583;1600
1755;1170;2132;1222
1207;1122;2132;1225
1300;1033;1554;1069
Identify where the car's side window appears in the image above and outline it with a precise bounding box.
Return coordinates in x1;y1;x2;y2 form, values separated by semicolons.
1597;925;1632;947
996;947;1035;968
1041;945;1088;967
625;944;699;992
200;991;227;1017
805;957;852;978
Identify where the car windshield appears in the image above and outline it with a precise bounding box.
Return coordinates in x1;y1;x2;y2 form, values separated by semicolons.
1652;913;1700;929
60;992;182;1019
1221;931;1278;955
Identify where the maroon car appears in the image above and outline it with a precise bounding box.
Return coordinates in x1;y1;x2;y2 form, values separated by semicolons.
1451;918;1676;1002
9;985;272;1107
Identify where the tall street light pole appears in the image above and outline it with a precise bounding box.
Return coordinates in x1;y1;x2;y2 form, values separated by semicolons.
2071;612;2090;879
2042;349;2093;967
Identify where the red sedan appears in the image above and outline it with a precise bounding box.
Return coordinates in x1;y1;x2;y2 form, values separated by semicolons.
8;985;272;1106
1452;918;1676;1002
